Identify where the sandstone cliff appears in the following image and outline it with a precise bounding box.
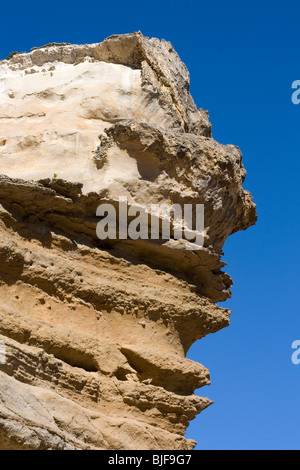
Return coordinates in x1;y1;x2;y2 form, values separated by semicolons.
0;32;256;450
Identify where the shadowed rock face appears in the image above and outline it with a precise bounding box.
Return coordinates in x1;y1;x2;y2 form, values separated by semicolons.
0;32;256;450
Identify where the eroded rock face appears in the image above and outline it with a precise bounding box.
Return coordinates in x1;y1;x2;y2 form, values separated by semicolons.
0;32;256;450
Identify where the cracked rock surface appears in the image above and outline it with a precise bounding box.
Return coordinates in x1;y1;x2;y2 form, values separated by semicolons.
0;32;256;450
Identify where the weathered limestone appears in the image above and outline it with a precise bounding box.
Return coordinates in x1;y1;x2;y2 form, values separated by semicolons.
0;32;256;450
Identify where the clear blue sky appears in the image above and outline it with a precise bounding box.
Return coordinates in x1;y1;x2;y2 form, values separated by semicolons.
1;0;299;450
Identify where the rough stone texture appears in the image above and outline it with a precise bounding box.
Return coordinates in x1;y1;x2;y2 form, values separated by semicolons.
0;32;257;450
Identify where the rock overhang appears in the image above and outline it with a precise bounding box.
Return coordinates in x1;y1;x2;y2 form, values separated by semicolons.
0;32;256;450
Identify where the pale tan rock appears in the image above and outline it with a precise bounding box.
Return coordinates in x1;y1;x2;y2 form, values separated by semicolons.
0;33;256;450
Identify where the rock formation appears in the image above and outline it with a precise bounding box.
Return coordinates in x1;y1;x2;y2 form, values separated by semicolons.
0;32;257;450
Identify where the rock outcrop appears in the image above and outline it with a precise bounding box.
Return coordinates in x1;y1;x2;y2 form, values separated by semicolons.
0;32;256;450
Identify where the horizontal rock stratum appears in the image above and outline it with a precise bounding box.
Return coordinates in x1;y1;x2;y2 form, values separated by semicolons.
0;32;257;450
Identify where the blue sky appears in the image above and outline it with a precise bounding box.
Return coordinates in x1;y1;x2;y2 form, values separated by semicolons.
1;0;299;450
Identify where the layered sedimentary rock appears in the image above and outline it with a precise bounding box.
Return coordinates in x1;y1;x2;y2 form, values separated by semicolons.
0;32;256;450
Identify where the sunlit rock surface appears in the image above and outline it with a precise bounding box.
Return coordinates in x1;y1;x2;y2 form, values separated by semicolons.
0;32;256;450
